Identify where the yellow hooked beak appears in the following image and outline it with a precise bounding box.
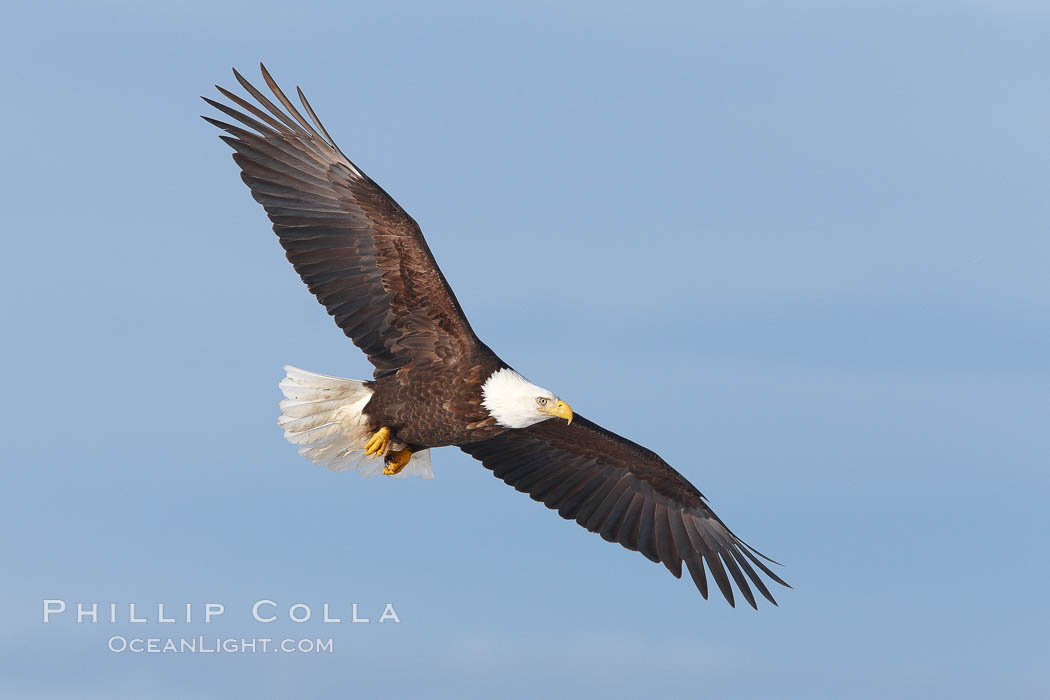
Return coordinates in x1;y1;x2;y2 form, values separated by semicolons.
541;399;574;425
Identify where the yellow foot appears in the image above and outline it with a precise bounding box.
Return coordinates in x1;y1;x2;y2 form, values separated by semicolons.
383;447;413;476
363;427;391;457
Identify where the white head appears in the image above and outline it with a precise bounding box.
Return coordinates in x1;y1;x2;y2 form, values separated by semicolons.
481;368;574;429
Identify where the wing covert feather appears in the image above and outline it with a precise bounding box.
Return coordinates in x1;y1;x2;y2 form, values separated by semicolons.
204;65;479;376
461;415;788;607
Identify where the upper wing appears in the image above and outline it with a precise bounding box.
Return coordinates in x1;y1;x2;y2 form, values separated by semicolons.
203;64;479;377
461;415;789;608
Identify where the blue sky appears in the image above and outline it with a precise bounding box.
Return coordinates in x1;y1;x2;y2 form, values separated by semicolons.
3;1;1048;697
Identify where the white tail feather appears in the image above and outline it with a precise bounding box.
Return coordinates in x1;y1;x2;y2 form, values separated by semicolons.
278;366;433;479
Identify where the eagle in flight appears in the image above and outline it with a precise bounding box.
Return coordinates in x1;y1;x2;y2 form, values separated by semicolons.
203;65;788;608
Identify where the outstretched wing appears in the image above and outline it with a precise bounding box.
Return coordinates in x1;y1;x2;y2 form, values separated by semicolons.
461;415;789;608
203;64;479;377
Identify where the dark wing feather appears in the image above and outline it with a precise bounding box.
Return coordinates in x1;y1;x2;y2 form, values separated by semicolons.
204;64;479;376
461;415;789;608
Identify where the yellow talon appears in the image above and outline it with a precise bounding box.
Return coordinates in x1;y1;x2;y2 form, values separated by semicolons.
363;427;391;457
383;447;413;476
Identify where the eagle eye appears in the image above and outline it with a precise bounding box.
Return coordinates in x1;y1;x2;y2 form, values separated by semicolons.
536;397;549;407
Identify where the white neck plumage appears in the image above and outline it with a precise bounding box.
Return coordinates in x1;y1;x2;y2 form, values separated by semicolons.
481;368;558;429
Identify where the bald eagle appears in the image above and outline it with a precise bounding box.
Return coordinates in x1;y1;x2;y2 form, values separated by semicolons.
203;65;788;608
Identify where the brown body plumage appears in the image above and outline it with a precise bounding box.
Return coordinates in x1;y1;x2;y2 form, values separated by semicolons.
365;350;506;448
204;64;789;608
